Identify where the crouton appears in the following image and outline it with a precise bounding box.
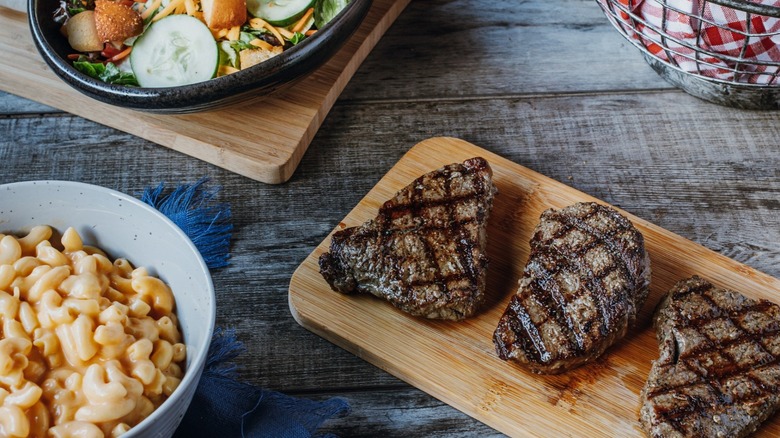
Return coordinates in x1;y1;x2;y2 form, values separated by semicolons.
239;45;282;69
201;0;247;30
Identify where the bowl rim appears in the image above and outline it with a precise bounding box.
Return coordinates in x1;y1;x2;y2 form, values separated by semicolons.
27;0;372;112
0;179;217;435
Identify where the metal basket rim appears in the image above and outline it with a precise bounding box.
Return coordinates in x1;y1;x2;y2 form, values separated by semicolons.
599;0;780;86
705;0;780;17
642;51;778;88
599;0;780;104
603;1;780;67
607;0;780;19
642;44;780;87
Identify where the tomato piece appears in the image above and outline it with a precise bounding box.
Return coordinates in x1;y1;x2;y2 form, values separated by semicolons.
101;43;123;59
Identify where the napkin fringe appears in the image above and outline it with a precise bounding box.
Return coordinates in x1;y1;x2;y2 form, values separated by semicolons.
142;180;351;437
206;327;246;379
141;178;232;269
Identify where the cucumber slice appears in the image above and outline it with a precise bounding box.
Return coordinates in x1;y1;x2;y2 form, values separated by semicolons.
130;15;218;87
314;0;349;29
247;0;316;26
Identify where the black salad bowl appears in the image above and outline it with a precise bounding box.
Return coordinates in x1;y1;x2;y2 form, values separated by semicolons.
28;0;372;114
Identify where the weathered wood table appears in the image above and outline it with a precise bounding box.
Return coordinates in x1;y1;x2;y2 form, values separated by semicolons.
2;0;780;436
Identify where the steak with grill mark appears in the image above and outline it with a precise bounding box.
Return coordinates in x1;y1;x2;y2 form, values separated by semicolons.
318;157;497;320
493;202;651;374
640;276;780;438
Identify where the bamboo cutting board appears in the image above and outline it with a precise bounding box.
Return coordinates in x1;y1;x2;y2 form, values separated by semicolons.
0;0;409;184
289;137;780;437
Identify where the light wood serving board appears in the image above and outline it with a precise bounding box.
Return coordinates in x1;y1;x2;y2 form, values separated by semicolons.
289;137;780;437
0;0;409;184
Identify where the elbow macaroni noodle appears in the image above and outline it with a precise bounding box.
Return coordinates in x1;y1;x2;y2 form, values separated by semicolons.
0;226;186;437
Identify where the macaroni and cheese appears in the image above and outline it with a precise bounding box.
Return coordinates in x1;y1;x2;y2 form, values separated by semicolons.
0;226;186;437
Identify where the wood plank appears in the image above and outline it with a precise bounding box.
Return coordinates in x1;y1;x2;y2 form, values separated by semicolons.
311;387;506;437
340;0;670;101
0;0;410;183
288;137;780;437
4;88;780;434
0;91;57;114
3;91;780;394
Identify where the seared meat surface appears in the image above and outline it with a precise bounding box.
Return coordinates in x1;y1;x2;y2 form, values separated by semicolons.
640;276;780;438
319;157;497;320
493;202;651;374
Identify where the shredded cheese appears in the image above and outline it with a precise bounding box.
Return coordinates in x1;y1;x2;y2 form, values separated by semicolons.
248;17;267;29
140;0;162;20
88;0;319;81
152;0;185;22
219;65;240;75
227;25;240;41
276;27;294;40
291;7;313;33
249;38;273;50
248;17;286;46
173;0;186;15
212;27;228;39
184;0;197;15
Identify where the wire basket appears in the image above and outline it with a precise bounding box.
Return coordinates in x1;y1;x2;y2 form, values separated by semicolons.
596;0;780;109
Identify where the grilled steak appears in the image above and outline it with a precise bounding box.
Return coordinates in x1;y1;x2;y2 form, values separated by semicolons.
640;276;780;438
493;202;651;374
318;157;497;320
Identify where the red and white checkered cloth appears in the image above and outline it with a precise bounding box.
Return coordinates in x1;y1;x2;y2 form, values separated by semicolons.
598;0;780;84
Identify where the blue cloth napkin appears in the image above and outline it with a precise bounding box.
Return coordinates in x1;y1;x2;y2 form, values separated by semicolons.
173;329;350;438
141;179;232;269
141;180;350;438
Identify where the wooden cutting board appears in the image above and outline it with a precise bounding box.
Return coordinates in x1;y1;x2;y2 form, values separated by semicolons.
289;137;780;437
0;0;409;184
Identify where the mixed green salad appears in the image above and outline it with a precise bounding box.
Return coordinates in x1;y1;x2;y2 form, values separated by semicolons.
54;0;351;87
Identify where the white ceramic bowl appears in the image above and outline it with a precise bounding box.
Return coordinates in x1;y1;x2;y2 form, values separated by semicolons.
0;180;216;437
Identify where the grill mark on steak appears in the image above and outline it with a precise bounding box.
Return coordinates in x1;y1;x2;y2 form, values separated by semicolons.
505;292;552;363
526;258;587;355
414;185;451;301
640;276;780;438
551;207;646;335
493;202;651;374
319;157;496;320
549;207;641;287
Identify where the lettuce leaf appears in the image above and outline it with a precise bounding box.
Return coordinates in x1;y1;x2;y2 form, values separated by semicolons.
73;60;139;86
